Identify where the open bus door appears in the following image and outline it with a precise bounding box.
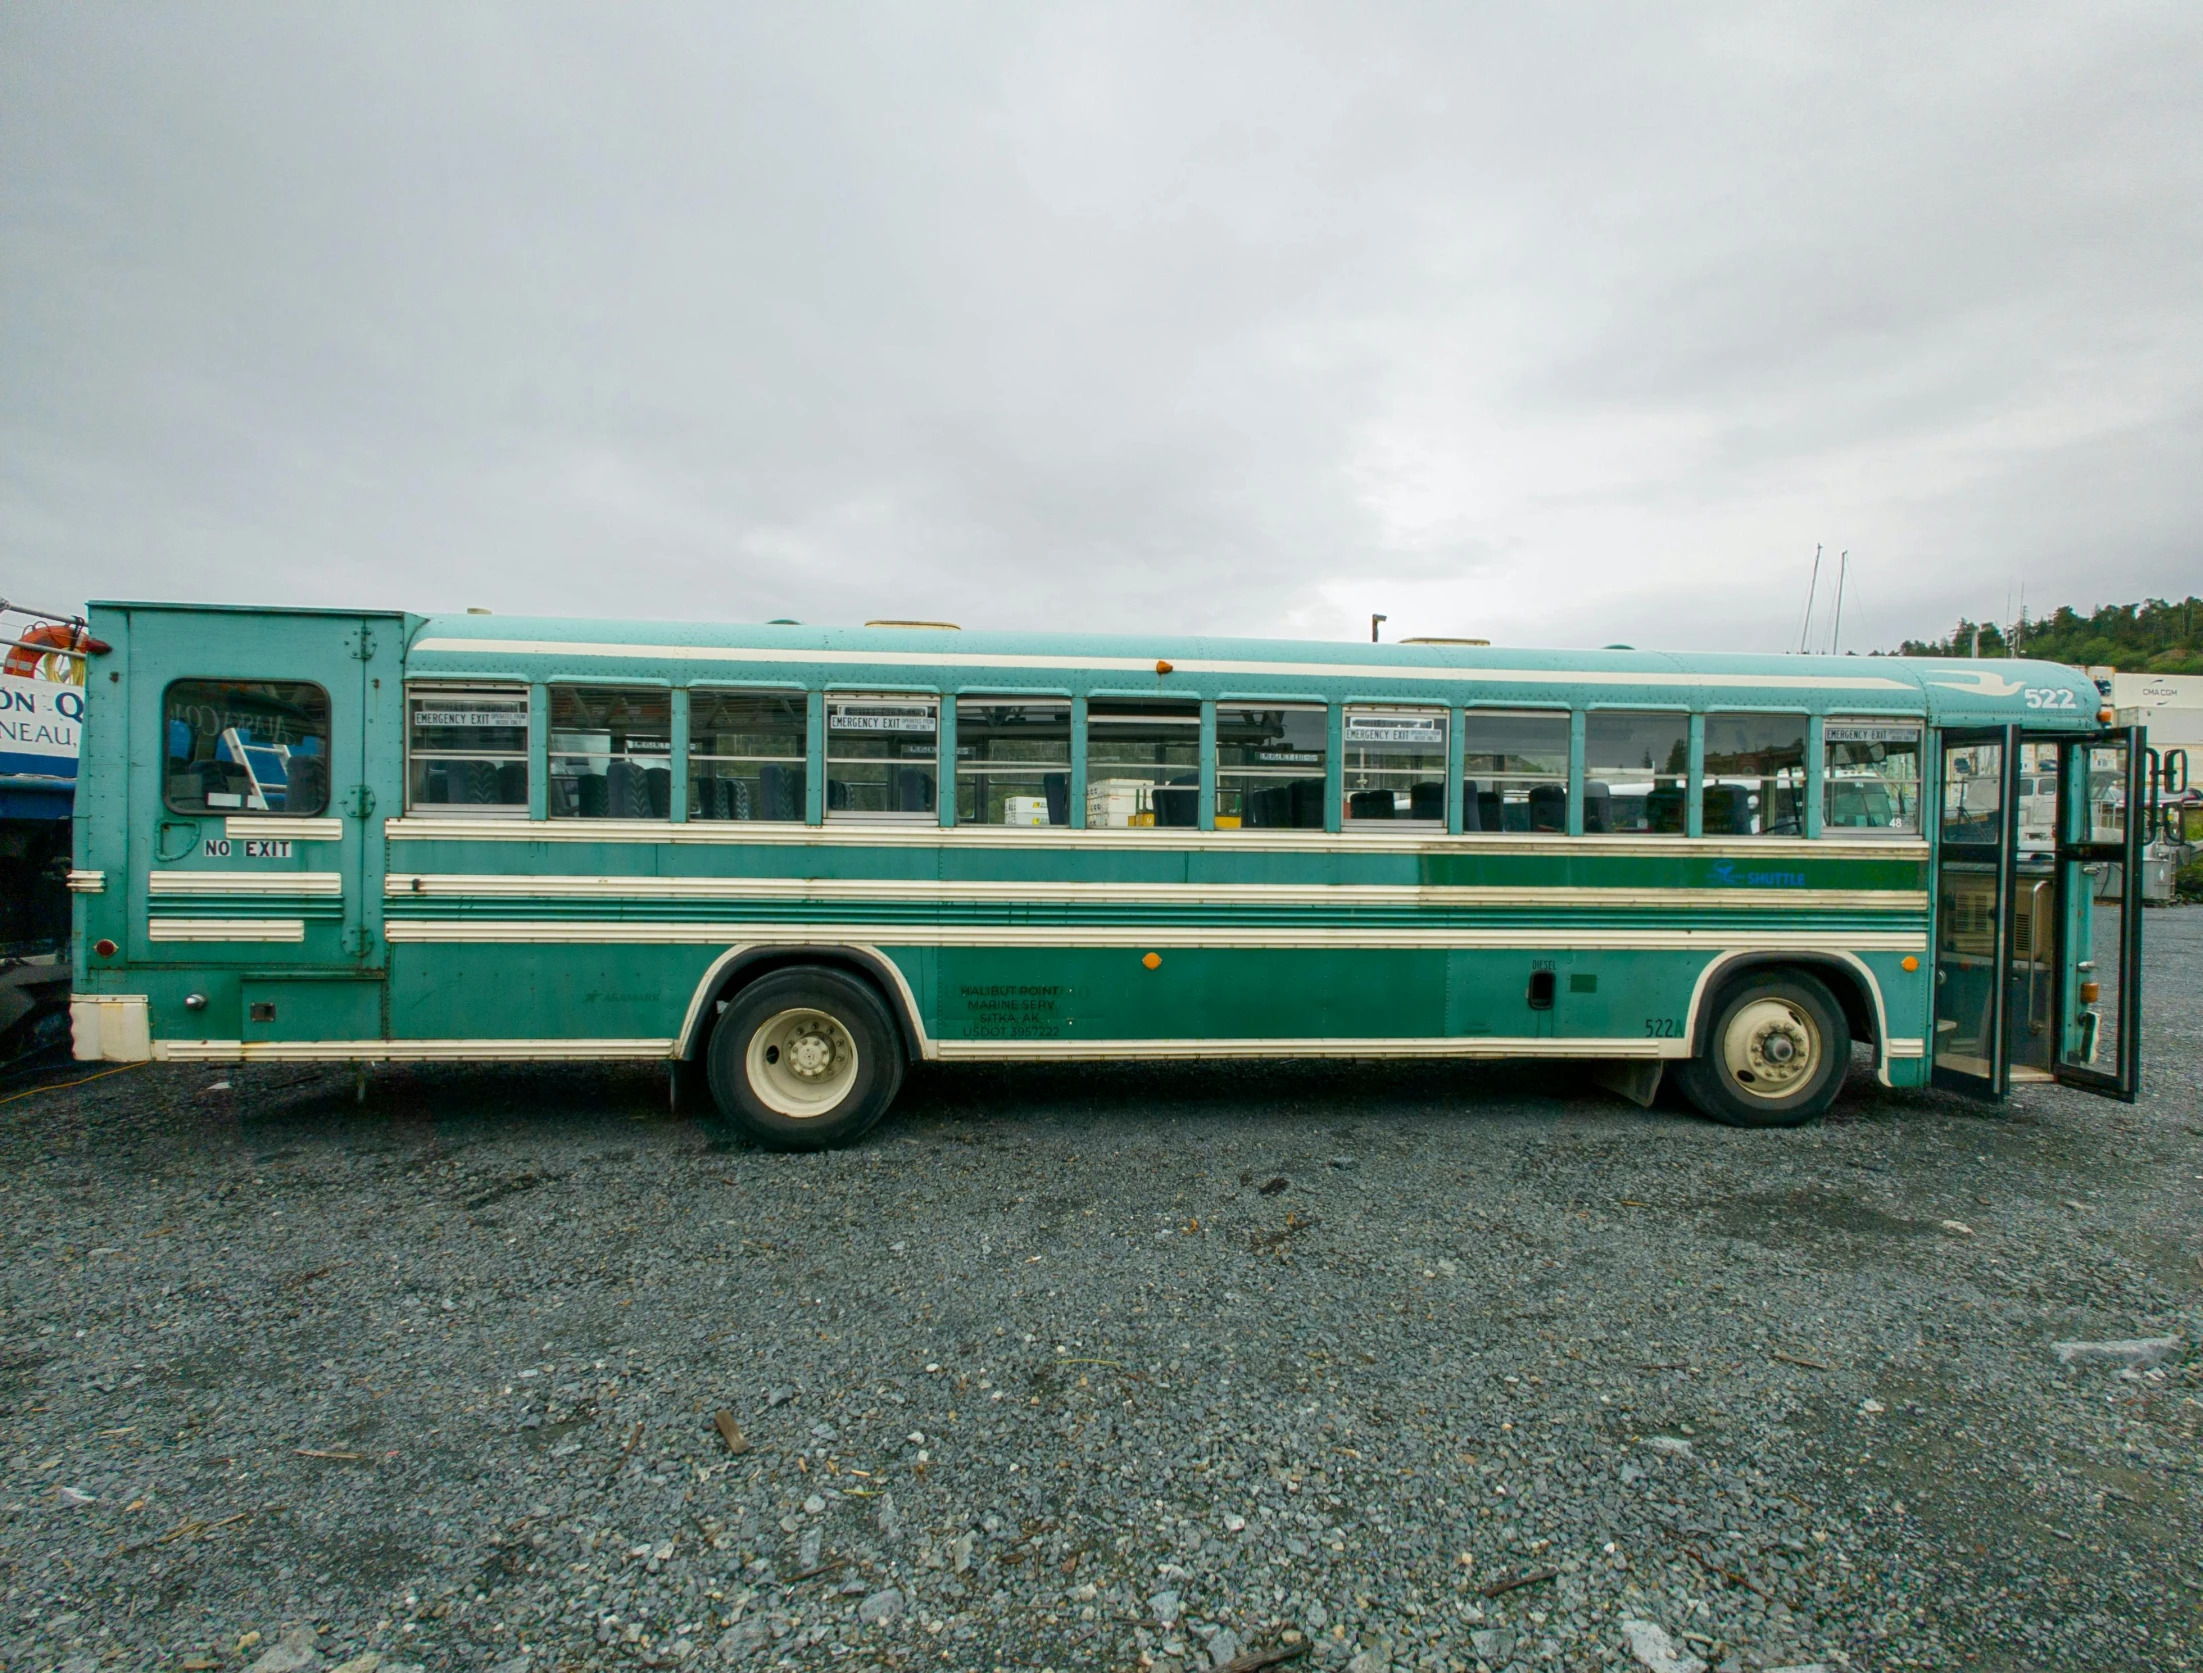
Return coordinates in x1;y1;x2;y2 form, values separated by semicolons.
1931;724;2145;1101
1933;726;2017;1096
2048;728;2145;1100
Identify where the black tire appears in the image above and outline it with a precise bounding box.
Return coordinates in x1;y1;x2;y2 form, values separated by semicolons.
703;967;905;1151
1676;971;1850;1129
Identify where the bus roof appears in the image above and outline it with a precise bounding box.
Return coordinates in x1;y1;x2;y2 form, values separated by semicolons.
87;601;2107;727
402;612;2102;727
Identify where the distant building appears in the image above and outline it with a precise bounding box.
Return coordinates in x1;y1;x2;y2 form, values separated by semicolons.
2088;667;2203;753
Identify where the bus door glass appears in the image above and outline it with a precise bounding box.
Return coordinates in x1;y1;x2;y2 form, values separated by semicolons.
2050;728;2144;1100
2007;741;2061;1080
1932;726;2016;1096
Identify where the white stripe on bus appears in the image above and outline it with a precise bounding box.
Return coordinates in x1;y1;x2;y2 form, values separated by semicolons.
410;636;1918;692
384;816;1931;859
382;873;1928;913
146;918;307;942
150;871;344;895
380;920;1926;952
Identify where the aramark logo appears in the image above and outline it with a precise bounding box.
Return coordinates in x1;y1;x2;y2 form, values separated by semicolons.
1709;861;1806;887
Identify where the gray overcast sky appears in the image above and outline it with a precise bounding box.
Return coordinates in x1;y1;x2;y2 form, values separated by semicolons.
4;4;2199;652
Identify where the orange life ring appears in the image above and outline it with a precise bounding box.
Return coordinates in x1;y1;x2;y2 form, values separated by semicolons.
4;621;89;684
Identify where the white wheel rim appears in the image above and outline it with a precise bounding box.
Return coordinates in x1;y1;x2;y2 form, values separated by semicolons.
1721;997;1820;1100
745;1007;859;1118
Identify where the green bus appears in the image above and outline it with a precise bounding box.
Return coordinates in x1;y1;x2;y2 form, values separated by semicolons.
68;604;2146;1147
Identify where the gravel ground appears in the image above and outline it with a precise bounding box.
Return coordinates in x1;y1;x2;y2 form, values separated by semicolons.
3;919;2200;1673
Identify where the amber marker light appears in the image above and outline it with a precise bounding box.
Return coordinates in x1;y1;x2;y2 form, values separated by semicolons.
1901;955;1919;972
1142;952;1163;970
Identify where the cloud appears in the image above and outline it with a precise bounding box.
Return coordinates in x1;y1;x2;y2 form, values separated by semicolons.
3;2;2198;652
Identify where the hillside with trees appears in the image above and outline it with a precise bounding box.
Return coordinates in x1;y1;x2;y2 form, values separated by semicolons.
1898;596;2203;673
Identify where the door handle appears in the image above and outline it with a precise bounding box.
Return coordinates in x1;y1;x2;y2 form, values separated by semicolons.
156;821;198;862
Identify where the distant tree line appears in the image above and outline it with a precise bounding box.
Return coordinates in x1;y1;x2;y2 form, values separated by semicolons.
1898;597;2203;674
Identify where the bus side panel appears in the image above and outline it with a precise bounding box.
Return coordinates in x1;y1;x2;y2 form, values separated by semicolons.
932;946;1452;1044
386;943;701;1043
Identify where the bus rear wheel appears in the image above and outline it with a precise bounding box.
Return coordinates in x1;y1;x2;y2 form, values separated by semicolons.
1677;972;1850;1129
704;968;904;1150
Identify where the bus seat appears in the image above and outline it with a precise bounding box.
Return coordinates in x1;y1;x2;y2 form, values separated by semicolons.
1289;778;1326;828
497;761;528;805
604;759;655;819
460;760;507;805
576;772;611;818
759;764;803;821
896;770;935;814
1703;783;1753;834
1581;782;1611;832
1043;772;1069;826
1646;787;1686;833
1349;789;1394;819
1528;784;1566;831
1410;782;1445;822
1460;780;1483;830
168;719;193;763
1152;785;1198;827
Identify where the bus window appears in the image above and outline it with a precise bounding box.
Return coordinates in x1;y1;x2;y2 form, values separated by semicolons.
691;689;806;822
1584;712;1688;834
1703;714;1807;836
1460;710;1567;832
164;679;331;816
955;700;1070;826
1215;706;1326;829
549;686;671;819
1343;708;1448;827
827;695;938;821
1941;741;2004;845
408;685;528;814
1086;700;1200;828
1823;722;1921;835
2083;743;2128;844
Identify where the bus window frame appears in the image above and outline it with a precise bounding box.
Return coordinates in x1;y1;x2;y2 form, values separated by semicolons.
952;695;1074;830
1083;696;1204;831
1457;705;1571;835
1581;706;1693;837
546;680;675;822
1340;704;1449;830
687;682;811;825
161;676;334;819
404;680;532;820
1700;709;1811;839
1213;701;1329;832
1823;716;1926;840
824;690;942;824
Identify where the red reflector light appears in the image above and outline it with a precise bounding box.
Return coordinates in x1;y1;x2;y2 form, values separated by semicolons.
93;938;117;957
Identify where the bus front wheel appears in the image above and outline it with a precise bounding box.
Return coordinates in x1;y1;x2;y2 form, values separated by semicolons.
704;968;904;1150
1677;972;1850;1129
